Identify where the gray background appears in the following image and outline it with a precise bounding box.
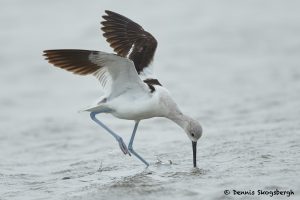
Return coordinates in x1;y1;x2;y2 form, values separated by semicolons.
1;0;299;199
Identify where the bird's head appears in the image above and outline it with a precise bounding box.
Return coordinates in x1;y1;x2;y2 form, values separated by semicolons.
184;118;202;168
185;118;202;142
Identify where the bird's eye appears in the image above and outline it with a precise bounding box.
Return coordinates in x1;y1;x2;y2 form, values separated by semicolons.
191;133;195;137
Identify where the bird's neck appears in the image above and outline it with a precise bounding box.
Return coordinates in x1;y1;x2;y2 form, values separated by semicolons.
167;111;191;130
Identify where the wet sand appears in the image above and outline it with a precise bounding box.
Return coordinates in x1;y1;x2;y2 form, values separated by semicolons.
1;0;300;199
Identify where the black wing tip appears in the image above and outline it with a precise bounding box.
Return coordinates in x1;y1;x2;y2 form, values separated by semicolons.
104;10;113;15
102;10;117;19
43;49;61;59
43;49;51;54
43;49;61;56
42;49;94;60
43;50;52;59
43;49;64;55
102;10;132;23
104;10;120;16
42;50;101;75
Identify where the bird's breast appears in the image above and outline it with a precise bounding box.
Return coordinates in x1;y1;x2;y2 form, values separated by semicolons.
107;89;170;121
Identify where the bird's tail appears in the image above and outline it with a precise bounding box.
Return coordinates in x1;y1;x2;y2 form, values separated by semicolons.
78;104;111;113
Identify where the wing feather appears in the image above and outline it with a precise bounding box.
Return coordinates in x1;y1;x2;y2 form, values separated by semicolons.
101;10;157;75
43;49;148;97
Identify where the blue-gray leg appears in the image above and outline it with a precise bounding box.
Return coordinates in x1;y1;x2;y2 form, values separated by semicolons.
128;121;149;167
90;112;130;156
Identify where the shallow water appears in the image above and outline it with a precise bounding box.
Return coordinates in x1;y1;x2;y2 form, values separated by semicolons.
1;0;300;199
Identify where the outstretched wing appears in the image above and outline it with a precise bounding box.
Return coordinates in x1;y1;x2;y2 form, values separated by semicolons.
101;10;157;77
43;49;149;98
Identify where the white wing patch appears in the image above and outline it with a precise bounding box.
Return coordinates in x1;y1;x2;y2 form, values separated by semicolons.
88;51;149;99
93;68;112;95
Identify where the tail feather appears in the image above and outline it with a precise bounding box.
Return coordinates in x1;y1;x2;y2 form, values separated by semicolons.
78;105;101;112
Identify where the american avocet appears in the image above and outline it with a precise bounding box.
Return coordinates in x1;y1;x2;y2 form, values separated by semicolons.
43;10;202;167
